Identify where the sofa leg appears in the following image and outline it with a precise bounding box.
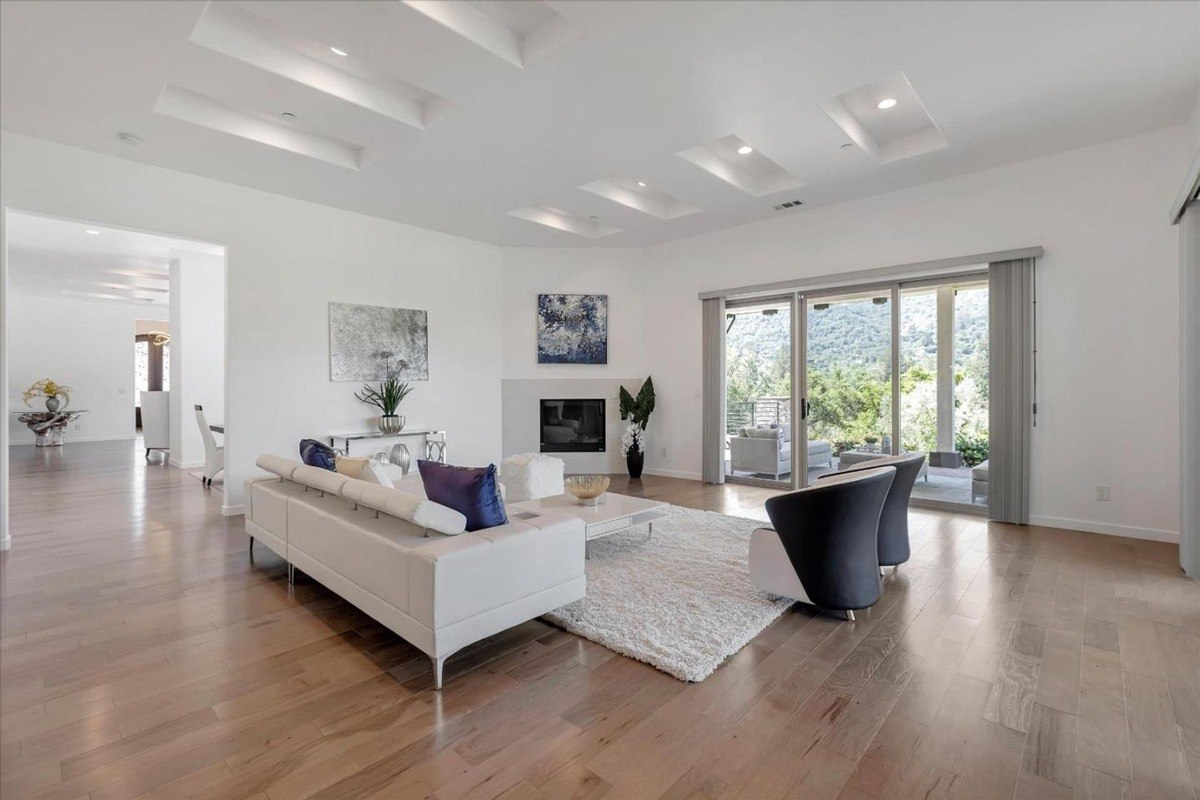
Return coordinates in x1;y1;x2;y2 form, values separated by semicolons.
433;656;446;690
845;610;856;622
287;564;295;585
248;537;254;558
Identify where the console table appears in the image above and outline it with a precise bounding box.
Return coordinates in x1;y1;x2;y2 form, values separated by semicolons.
327;429;447;462
14;410;87;447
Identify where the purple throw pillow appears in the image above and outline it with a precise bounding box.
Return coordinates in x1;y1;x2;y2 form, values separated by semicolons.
417;461;508;532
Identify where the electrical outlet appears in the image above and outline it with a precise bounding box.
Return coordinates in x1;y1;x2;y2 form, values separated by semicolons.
1096;485;1110;502
660;447;667;458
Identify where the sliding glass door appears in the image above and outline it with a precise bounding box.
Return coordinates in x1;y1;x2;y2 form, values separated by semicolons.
802;290;894;482
712;272;990;511
898;279;989;508
724;297;793;486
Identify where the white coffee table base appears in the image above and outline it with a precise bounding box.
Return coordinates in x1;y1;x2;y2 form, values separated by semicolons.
510;491;670;559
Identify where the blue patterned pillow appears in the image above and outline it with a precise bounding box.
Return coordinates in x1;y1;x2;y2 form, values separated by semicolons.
417;461;507;532
299;439;337;471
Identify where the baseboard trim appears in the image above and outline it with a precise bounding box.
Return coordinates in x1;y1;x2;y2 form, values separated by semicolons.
1029;515;1179;544
10;434;135;446
643;467;703;481
222;504;244;517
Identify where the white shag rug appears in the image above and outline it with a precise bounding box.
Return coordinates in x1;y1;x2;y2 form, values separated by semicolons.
543;504;790;682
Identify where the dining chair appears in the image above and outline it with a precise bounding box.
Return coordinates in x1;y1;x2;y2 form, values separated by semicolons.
195;404;224;487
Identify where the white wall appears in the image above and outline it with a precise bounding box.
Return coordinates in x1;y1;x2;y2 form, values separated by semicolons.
2;131;505;514
3;124;1188;542
499;125;1187;541
169;253;226;469
7;294;160;443
642;126;1186;541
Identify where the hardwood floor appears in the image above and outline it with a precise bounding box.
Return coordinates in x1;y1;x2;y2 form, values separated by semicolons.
2;440;1197;800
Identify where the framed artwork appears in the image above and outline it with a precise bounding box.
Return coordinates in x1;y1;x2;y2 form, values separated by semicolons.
537;294;608;364
329;302;429;381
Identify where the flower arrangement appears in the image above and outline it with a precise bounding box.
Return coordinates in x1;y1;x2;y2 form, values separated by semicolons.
620;423;645;457
23;379;72;410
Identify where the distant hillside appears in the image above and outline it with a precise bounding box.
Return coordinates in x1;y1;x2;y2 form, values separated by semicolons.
726;289;987;372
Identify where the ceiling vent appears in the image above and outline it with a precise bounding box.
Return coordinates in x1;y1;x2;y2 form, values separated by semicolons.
773;199;803;211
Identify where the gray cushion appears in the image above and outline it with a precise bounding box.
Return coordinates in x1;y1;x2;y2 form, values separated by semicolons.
971;460;990;481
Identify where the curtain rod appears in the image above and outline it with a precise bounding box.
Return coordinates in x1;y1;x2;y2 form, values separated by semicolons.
697;246;1044;301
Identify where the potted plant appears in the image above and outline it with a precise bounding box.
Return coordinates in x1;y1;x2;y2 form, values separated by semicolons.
22;379;72;413
355;353;414;434
618;376;655;479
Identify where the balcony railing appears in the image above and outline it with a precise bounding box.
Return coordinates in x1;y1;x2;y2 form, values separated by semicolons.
727;397;790;434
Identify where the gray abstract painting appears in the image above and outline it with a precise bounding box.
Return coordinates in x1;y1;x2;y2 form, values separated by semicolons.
329;302;429;381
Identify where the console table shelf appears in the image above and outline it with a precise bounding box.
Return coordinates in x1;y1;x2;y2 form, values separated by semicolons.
327;429;447;462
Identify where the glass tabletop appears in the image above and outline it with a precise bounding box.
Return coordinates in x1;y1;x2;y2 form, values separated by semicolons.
328;429;443;442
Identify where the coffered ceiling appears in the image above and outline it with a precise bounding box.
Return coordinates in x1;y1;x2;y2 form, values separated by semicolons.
1;1;1196;247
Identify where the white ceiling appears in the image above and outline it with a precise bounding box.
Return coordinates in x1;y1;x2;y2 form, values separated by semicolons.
6;211;223;307
1;1;1196;248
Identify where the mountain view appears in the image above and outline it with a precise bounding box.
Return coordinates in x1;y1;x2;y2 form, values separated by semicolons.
725;287;989;464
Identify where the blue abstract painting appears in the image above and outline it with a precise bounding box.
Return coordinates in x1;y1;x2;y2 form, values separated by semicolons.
537;294;608;364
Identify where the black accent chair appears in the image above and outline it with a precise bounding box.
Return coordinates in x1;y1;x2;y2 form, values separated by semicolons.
818;452;927;570
749;466;895;620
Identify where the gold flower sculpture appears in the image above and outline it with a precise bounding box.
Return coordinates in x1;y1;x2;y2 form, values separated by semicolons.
22;379;72;408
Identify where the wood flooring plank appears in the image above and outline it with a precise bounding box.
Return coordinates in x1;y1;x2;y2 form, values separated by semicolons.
4;442;1197;800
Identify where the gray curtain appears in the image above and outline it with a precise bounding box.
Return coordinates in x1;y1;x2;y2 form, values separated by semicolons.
701;297;726;484
988;258;1034;524
1181;198;1200;578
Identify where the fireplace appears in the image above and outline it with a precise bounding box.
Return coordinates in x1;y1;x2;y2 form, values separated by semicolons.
540;399;605;453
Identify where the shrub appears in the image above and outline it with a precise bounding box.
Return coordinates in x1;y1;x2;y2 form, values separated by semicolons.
956;433;989;467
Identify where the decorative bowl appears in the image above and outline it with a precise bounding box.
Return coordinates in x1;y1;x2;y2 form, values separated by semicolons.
565;474;610;506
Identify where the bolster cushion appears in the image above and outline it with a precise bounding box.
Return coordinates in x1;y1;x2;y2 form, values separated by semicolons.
292;464;350;495
341;479;467;535
256;454;301;479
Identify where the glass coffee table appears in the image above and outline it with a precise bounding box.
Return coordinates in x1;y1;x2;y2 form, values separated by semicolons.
510;491;669;558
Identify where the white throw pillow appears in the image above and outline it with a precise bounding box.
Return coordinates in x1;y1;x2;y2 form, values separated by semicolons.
358;459;393;486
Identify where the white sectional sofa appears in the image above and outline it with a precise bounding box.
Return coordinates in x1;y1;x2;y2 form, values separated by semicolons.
244;455;586;688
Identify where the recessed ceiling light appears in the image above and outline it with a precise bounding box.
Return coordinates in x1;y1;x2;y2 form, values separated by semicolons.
84;229;101;235
637;181;646;187
877;98;898;110
737;145;754;155
116;131;142;146
840;143;854;149
330;46;348;56
281;112;296;120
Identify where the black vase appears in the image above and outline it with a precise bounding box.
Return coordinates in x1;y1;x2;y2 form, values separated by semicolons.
626;449;644;479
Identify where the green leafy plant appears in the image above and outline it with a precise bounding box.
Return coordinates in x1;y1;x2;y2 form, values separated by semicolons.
619;376;656;430
355;377;413;416
955;432;989;468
